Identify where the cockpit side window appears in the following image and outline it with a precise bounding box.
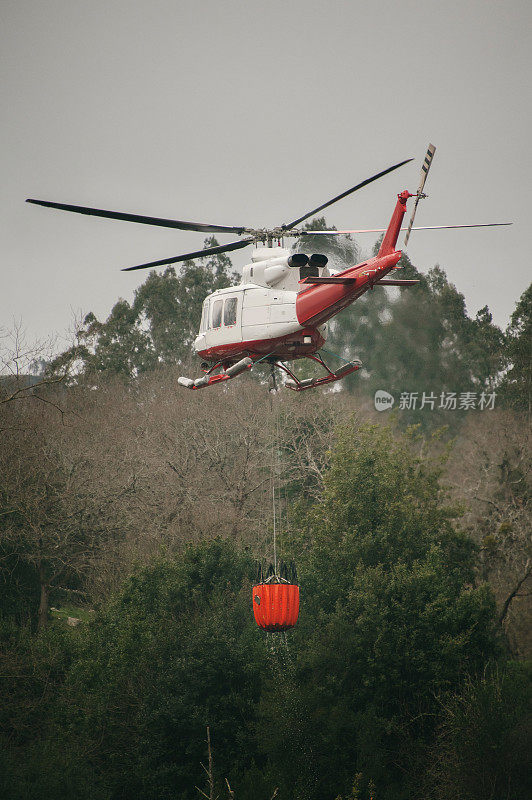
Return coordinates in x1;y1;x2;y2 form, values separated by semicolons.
224;297;238;327
212;299;223;329
200;301;209;331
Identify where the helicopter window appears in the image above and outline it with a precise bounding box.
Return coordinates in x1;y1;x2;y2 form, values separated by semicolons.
200;301;209;332
212;299;223;329
224;297;238;326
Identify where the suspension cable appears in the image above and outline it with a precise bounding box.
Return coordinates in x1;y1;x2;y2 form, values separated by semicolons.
319;346;347;362
272;445;277;574
271;389;282;576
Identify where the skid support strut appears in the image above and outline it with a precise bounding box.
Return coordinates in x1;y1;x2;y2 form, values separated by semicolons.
269;363;278;393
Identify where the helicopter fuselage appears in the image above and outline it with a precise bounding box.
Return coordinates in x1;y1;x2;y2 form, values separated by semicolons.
193;245;402;365
194;282;328;363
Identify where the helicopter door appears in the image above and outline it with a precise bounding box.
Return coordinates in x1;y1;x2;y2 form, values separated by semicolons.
241;288;271;342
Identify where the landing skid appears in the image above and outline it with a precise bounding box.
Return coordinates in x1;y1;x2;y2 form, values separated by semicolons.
274;353;362;391
177;353;361;392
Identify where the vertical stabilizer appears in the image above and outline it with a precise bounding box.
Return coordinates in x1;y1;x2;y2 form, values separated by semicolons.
377;190;412;257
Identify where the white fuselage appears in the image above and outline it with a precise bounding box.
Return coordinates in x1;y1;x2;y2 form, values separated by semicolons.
193;247;329;361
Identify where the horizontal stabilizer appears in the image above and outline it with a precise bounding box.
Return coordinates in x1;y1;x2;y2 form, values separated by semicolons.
300;276;357;285
374;279;420;286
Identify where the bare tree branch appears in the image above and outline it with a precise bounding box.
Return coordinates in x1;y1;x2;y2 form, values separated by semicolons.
499;559;532;625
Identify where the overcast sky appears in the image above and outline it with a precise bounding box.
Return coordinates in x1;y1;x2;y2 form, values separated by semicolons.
2;0;530;351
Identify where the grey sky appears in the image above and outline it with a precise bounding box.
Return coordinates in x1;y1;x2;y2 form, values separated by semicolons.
2;0;530;350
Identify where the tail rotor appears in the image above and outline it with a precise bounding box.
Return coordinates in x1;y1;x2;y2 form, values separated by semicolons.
404;143;436;246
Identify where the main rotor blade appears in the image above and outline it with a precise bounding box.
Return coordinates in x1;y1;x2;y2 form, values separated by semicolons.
404;143;436;246
121;237;254;272
399;222;513;231
26;198;248;235
297;222;513;234
281;158;413;231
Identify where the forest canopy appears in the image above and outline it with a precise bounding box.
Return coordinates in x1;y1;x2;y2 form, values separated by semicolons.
1;236;530;800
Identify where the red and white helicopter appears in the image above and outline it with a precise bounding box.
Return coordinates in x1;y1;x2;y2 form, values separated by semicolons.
27;145;510;391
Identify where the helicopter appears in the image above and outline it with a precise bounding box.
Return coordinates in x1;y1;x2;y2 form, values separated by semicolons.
27;145;511;391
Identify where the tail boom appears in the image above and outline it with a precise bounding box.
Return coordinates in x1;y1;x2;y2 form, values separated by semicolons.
295;250;401;327
295;189;413;327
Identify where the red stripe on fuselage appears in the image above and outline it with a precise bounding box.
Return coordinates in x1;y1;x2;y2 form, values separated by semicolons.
196;327;326;363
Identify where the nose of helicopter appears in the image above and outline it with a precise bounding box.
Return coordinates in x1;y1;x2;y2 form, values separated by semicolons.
193;332;207;353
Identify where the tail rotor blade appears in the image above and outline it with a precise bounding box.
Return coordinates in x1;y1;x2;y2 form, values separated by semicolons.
418;142;436;195
404;143;436;246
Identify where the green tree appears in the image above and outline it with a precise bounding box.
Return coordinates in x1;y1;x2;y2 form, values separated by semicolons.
73;301;157;377
53;541;265;800
499;282;532;418
260;421;501;800
50;239;238;379
426;661;531;800
134;237;238;367
330;256;505;427
0;618;88;800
